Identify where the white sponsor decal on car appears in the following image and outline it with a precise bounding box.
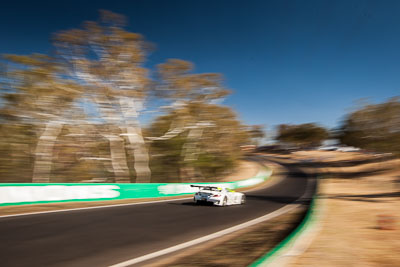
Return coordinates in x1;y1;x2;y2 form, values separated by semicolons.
0;185;120;204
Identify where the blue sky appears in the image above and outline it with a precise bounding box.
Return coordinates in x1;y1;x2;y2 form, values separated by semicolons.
1;0;399;132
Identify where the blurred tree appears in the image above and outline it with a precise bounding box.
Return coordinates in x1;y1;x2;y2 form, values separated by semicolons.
147;103;249;181
276;123;329;148
0;11;252;183
337;97;400;154
0;123;36;182
150;59;236;180
248;125;265;146
1;54;84;182
52;10;153;182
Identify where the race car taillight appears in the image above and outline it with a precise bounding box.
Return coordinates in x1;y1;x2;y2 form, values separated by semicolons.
212;194;221;197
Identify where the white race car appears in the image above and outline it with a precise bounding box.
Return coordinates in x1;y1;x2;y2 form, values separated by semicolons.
191;185;246;206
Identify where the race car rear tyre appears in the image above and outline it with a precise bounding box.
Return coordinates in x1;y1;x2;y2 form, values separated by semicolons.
222;197;227;206
241;195;246;204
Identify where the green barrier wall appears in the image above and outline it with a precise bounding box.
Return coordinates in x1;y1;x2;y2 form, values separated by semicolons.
0;169;272;207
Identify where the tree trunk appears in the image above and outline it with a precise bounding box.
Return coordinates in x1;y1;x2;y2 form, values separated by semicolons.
91;95;132;182
180;126;204;181
117;97;151;183
32;122;64;183
123;126;151;183
103;134;131;183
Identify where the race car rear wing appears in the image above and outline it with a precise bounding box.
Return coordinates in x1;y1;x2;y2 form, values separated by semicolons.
190;185;222;191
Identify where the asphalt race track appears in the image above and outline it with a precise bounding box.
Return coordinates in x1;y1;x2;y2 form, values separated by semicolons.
0;157;315;267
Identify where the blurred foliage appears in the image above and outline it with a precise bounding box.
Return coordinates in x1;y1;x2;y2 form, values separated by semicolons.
0;114;250;183
248;125;265;146
146;103;250;182
337;97;400;155
0;123;36;182
276;123;329;148
0;10;254;183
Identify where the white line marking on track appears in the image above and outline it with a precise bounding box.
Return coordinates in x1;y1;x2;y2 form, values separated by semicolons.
0;197;192;219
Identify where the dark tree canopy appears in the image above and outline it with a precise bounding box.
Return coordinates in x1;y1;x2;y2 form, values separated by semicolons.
276;123;329;148
337;97;400;155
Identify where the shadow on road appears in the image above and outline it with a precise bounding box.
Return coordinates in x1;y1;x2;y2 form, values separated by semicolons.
246;195;311;205
168;201;215;207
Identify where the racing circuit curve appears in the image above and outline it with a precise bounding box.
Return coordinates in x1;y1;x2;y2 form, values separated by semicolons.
0;156;316;267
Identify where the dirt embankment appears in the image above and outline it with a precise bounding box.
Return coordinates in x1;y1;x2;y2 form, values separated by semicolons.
282;151;400;267
221;160;260;181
